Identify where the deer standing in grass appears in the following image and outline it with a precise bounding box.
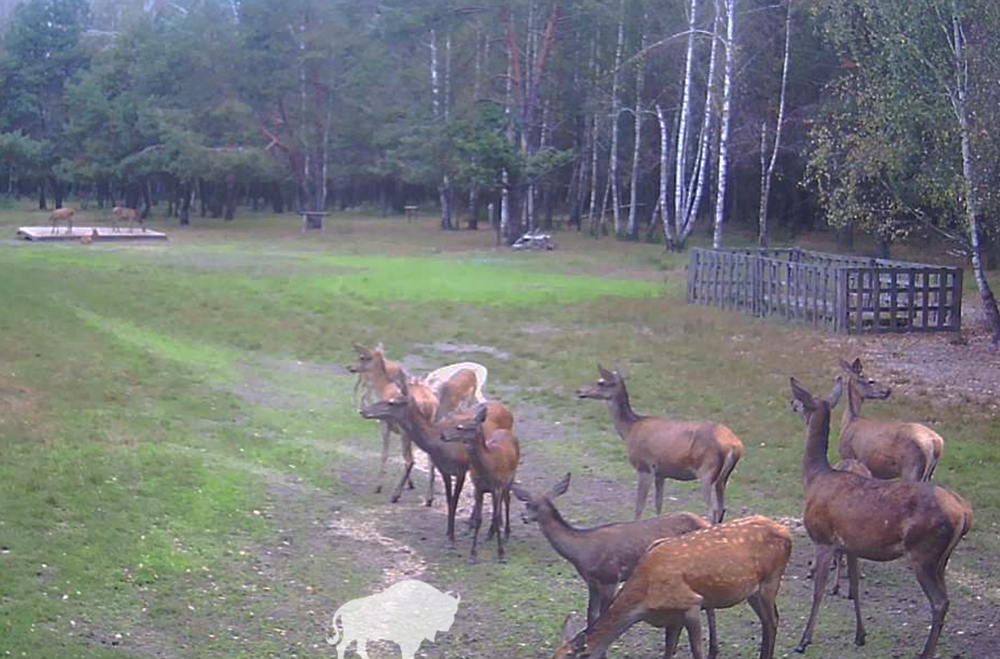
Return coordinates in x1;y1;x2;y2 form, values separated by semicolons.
838;358;943;481
112;206;145;232
513;473;715;643
441;403;519;562
349;342;403;412
554;515;792;659
349;345;431;498
361;374;475;544
577;365;742;523
789;377;972;659
49;207;76;234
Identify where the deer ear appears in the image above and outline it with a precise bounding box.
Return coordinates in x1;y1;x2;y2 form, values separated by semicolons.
550;472;572;498
598;363;614;380
851;357;863;375
828;376;845;409
394;372;409;397
790;377;816;410
475;403;489;424
561;614;578;643
838;358;854;373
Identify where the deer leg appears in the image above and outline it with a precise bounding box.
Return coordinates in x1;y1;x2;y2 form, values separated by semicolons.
712;474;728;524
846;553;865;646
654;475;666;515
913;560;950;659
683;607;705;659
585;582;602;627
390;449;416;503
440;474;457;545
747;592;777;659
468;487;485;562
830;549;843;596
401;431;415;489
425;465;435;507
634;470;653;520
664;626;682;658
375;421;391;494
504;487;512;539
704;608;719;659
493;489;506;562
795;544;834;653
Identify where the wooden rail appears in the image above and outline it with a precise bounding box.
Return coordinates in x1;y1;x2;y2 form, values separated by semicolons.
688;248;962;334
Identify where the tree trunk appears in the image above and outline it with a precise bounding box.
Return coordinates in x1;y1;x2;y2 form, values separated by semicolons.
38;180;47;210
656;105;676;250
712;0;737;249
609;0;625;237
758;0;792;248
627;17;647;240
179;182;192;225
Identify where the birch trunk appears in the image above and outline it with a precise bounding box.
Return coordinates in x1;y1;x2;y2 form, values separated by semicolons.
950;2;1000;343
758;0;792;248
656;104;675;249
627;18;647;240
674;0;699;231
609;0;625;237
676;7;720;246
588;110;601;237
712;0;736;249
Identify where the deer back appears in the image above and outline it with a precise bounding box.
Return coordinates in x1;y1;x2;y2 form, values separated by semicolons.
839;418;942;481
624;418;742;479
435;368;479;419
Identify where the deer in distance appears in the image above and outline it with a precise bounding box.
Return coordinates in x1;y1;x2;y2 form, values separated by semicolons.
49;207;76;234
512;472;716;648
361;374;476;545
838;358;943;481
553;515;792;659
111;206;145;232
789;377;972;659
441;402;519;562
576;365;742;524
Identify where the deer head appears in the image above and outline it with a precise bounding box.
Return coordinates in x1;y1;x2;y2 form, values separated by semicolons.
511;473;571;523
347;342;374;374
440;403;489;444
790;377;842;423
576;364;623;400
359;372;409;421
838;358;892;400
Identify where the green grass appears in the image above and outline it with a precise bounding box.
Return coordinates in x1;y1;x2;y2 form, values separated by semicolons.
0;205;996;658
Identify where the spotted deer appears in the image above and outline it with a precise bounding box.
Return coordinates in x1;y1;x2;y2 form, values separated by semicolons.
553;516;792;659
512;473;713;643
576;365;742;523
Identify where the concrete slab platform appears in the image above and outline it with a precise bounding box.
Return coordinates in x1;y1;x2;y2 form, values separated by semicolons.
16;226;168;241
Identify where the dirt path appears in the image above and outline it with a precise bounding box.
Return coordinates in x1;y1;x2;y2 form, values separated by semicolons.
110;355;999;659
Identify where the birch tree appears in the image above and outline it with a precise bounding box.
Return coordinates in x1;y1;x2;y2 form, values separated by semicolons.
626;11;647;240
758;0;792;248
712;0;736;249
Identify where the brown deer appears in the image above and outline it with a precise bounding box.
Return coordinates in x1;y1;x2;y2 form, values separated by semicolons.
360;374;475;544
789;377;972;659
112;206;145;232
349;344;431;499
348;342;403;412
49;207;76;234
838;358;943;481
423;361;488;404
553;515;792;659
512;473;714;642
441;403;520;562
829;459;872;596
576;365;742;523
432;368;479;421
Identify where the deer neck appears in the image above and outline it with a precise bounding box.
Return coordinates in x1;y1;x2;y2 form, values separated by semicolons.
842;379;863;425
535;504;590;567
465;428;494;476
804;401;834;485
608;384;642;439
397;405;444;456
576;590;644;658
369;359;395;395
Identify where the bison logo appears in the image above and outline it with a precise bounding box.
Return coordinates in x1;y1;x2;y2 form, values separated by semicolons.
327;579;461;659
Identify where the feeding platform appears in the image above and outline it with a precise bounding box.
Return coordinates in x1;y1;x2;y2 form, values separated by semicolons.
16;226;168;242
687;247;962;334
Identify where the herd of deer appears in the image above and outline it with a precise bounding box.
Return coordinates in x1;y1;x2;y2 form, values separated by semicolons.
46;206;145;234
348;343;973;659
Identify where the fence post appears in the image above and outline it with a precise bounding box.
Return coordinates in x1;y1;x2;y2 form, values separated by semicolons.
836;268;849;333
687;249;698;303
952;267;963;330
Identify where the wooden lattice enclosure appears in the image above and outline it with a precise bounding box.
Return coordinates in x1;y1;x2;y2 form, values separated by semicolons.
687;247;963;334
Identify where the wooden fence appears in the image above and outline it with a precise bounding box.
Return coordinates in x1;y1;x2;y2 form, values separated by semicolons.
687;247;963;334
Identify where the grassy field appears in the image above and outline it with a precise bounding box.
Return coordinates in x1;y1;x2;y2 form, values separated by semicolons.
0;205;997;658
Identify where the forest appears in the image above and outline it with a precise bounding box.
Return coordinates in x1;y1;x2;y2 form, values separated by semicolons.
1;0;999;339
